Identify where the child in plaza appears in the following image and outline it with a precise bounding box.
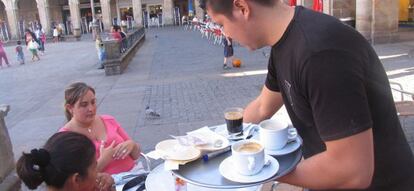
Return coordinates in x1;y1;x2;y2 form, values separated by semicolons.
0;39;10;68
28;39;40;61
222;36;233;69
15;41;24;65
96;36;106;69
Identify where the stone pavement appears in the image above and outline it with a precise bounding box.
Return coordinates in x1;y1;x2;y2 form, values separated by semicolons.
0;26;414;191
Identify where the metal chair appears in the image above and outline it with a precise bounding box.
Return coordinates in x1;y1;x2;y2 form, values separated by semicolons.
115;152;152;191
390;81;414;117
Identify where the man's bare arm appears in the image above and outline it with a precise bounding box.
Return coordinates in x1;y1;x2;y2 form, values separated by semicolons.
278;128;374;189
244;85;284;124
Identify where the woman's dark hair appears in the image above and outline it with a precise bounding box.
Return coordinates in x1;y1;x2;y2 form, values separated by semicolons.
198;0;275;17
16;132;96;190
64;82;95;121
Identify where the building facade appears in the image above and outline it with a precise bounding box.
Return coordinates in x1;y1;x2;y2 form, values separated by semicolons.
0;0;411;42
0;0;205;40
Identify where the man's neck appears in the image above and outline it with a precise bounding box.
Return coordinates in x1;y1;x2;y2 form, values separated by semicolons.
263;3;295;46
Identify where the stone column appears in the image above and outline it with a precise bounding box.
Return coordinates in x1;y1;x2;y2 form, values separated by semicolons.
194;0;204;20
69;0;82;37
0;105;21;191
37;0;52;35
356;0;399;44
4;4;19;40
116;0;121;24
100;0;112;30
132;0;143;27
163;0;174;25
322;0;333;15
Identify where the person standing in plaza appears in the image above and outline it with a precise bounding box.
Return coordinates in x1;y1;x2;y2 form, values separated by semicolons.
15;41;25;65
223;35;234;69
0;39;10;68
53;26;59;43
200;0;414;190
35;25;45;55
96;36;106;69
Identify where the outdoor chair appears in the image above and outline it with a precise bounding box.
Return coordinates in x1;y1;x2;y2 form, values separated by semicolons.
390;81;414;117
115;152;152;191
390;81;414;151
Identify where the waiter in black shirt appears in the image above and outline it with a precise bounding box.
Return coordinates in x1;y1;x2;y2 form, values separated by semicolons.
199;0;414;190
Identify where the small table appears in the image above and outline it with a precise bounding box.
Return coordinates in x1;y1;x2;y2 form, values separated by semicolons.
171;147;302;189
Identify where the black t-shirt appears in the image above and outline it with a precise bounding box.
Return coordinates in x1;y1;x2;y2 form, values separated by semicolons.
265;6;414;191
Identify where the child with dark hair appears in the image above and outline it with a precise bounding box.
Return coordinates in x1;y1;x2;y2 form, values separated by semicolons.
16;131;114;191
223;35;233;69
16;41;24;65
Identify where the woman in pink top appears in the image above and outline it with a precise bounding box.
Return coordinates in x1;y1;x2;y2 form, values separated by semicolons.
60;82;141;175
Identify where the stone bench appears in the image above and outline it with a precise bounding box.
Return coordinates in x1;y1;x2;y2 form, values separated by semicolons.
0;105;21;191
103;27;146;76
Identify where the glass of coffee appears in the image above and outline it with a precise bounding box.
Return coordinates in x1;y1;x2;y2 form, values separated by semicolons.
224;107;244;135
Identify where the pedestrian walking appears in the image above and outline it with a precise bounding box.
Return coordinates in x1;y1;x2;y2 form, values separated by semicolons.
15;41;24;65
0;40;10;68
28;39;40;61
223;36;233;69
53;26;59;43
201;0;414;190
35;25;45;55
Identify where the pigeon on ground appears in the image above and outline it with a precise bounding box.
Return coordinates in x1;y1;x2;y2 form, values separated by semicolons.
145;106;160;118
262;51;269;58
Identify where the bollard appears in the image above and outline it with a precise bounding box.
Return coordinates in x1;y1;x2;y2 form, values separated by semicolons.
0;105;21;191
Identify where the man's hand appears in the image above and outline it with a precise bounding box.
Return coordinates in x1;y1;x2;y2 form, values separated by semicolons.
244;85;283;123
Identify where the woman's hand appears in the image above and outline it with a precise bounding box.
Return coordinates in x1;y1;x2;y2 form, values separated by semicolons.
113;140;137;160
98;141;116;168
95;173;115;191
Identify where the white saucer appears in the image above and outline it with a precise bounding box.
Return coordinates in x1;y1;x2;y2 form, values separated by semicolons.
219;155;279;183
264;137;302;156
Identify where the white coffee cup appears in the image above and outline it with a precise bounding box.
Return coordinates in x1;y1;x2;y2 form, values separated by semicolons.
259;119;297;151
231;140;265;176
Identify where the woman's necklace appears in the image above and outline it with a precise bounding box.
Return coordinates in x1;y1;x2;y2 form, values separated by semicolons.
72;121;93;134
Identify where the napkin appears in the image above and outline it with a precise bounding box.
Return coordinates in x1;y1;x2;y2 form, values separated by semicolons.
146;150;164;160
164;159;194;170
146;150;196;170
187;126;222;143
